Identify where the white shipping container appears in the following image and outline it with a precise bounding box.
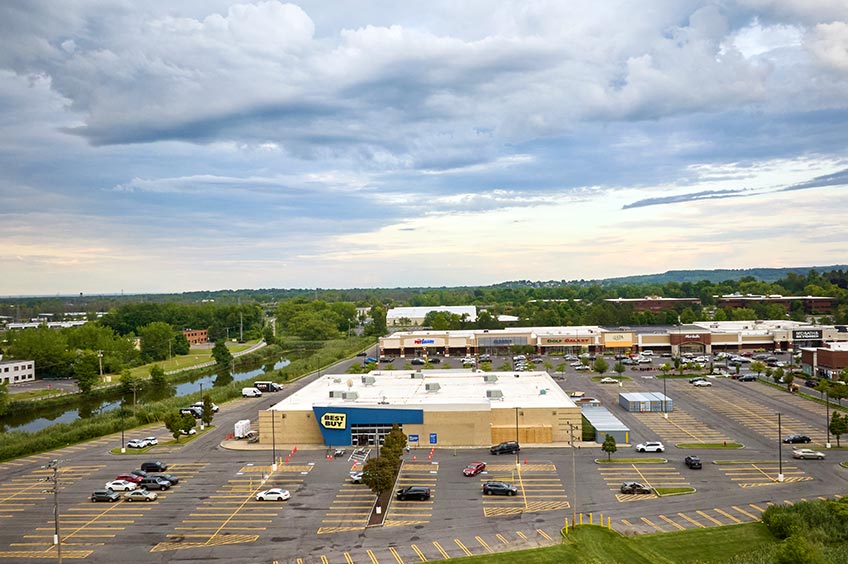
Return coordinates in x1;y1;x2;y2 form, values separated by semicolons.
234;419;252;439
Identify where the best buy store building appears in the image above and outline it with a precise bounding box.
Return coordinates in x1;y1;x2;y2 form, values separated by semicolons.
257;369;582;448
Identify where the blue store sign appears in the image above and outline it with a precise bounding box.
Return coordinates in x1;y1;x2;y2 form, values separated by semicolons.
408;434;419;442
429;433;438;444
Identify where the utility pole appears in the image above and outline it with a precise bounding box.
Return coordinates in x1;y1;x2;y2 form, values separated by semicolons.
777;413;784;482
97;351;104;381
238;297;243;342
40;459;63;564
569;424;578;526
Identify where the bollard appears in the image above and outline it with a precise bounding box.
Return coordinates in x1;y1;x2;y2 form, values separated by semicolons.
590;513;593;525
523;458;527;465
580;513;583;525
564;518;568;535
608;516;611;529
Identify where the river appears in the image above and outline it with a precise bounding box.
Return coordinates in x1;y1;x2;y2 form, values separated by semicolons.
1;358;290;434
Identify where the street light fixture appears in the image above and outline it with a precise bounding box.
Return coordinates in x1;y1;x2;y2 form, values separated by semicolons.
514;407;520;466
569;423;578;526
662;372;668;419
120;405;125;453
777;412;784;483
826;390;831;449
271;410;277;471
199;382;204;431
40;459;63;564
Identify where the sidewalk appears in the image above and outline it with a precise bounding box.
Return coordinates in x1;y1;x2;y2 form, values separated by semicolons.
220;439;602;452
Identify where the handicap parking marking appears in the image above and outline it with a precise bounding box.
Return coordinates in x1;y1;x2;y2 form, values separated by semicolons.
718;462;813;487
600;463;689;502
482;459;569;517
385;462;439;527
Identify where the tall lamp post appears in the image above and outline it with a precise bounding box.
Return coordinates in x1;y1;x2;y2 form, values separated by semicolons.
569;423;578;526
120;406;126;453
41;459;62;564
826;390;831;449
271;411;277;471
777;413;784;482
514;407;520;466
199;382;204;431
662;372;668;419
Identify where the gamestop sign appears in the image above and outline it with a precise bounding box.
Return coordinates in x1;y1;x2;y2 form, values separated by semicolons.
793;330;822;340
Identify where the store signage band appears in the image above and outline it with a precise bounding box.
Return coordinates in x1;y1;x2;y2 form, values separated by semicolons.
793;330;822;339
320;413;347;429
414;339;435;344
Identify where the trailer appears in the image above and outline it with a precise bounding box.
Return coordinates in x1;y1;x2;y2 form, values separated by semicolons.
234;419;252;439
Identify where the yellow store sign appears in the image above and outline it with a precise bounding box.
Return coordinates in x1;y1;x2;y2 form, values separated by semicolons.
320;412;347;429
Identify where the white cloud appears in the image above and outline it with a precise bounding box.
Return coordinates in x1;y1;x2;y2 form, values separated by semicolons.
806;21;848;72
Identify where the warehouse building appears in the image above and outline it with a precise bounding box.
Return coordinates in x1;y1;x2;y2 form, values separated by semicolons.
618;392;672;413
581;405;630;444
257;369;581;448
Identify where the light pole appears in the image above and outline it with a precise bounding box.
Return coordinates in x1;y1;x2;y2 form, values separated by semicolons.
662;372;668;419
120;406;125;453
271;411;277;471
199;382;204;431
826;390;831;449
97;351;103;382
41;459;62;564
514;407;520;466
569;424;578;526
777;413;784;482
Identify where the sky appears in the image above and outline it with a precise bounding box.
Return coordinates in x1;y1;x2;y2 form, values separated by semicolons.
1;1;848;296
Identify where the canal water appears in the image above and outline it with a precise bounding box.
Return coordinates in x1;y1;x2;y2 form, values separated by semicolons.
1;358;290;434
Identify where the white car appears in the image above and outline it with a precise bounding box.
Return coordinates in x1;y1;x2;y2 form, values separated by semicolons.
105;480;137;491
693;380;712;387
599;377;618;384
143;436;158;446
574;365;590;371
793;448;825;460
635;441;665;453
256;488;291;501
570;361;584;367
126;439;149;449
192;401;219;413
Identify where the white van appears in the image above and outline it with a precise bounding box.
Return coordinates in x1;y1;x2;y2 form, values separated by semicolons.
241;387;263;398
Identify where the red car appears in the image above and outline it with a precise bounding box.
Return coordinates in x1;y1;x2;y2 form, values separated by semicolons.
463;461;487;477
115;473;143;484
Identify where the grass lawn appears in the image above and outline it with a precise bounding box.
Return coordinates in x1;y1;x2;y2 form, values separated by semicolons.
109;427;211;454
9;388;67;401
655;486;695;496
676;442;743;449
446;523;775;563
122;340;259;379
596;458;666;464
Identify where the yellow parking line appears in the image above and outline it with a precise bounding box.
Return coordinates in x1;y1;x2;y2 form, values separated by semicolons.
410;544;427;562
321;557;329;564
366;548;379;563
658;515;685;530
537;529;553;541
677;513;705;528
640;517;662;531
476;536;493;552
389;546;404;563
714;508;742;523
344;552;354;563
454;539;472;557
495;533;509;544
732;505;758;520
515;531;528;540
432;541;449;559
696;511;723;526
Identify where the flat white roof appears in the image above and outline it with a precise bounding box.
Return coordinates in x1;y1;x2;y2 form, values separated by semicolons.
271;369;576;411
387;306;477;321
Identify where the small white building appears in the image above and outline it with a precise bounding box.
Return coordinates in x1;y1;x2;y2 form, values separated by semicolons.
0;359;36;385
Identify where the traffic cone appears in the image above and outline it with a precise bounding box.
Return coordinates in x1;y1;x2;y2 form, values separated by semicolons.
524;457;527;465
413;456;416;462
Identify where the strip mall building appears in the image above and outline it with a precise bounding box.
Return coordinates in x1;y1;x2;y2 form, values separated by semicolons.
258;369;581;448
377;321;848;358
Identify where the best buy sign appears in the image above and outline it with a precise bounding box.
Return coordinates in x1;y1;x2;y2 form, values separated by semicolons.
320;412;347;429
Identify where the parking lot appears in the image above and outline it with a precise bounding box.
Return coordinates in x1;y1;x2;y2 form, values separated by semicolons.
0;354;846;563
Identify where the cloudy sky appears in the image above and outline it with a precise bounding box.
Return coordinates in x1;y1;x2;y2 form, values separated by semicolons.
2;1;848;295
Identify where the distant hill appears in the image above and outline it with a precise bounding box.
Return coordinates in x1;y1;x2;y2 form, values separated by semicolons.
497;265;848;288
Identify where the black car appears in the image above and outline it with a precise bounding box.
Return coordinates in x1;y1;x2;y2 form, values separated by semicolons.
805;380;818;388
149;473;180;485
738;374;756;382
426;357;441;363
140;461;169;472
355;352;367;357
684;455;702;469
411;358;425;365
91;489;121;502
783;435;812;444
489;441;520;455
620;481;652;494
179;406;203;418
482;481;518;496
396;486;430;501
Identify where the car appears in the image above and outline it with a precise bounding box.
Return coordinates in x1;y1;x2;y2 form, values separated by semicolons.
426;357;441;363
396;486;431;501
531;357;543;364
574;364;590;371
140;461;169;472
379;356;395;363
688;376;706;384
190;401;219;413
115;473;144;484
693;380;712;387
124;489;158;502
620;481;652;494
489;441;520;455
805;380;818;388
463;461;487;477
105;479;137;491
738;374;756;382
512;355;526;362
180;428;197;435
138;476;171;491
479;354;492;362
242;387;263;397
143;436;159;446
256;488;291;501
349;471;364;484
91;489;121;502
411;358;425;365
179;407;203;418
793;448;825;460
684;455;702;469
482;481;518;496
635;441;665;453
355;352;367;357
364;357;377;364
149;473;180;485
599;377;618;384
783;435;812;444
126;438;149;449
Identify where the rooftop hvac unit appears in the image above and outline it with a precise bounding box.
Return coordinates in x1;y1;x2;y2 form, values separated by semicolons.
342;391;359;400
486;389;504;399
425;382;441;392
483;374;498;383
332;378;342;383
411;371;424;379
361;376;376;385
329;390;344;398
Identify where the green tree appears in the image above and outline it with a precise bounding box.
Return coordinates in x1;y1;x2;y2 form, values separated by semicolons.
362;455;397;495
750;360;766;378
830;411;848;447
73;351;101;394
262;325;276;345
613;362;626;378
0;381;9;417
382;424;407;465
6;326;73;379
784;372;794;390
593;357;609;375
212;341;233;368
164;412;196;442
201;395;214;427
172;332;190;355
138;321;175;362
365;305;388;337
602;434;617;461
119;369;141;406
149;364;167;387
